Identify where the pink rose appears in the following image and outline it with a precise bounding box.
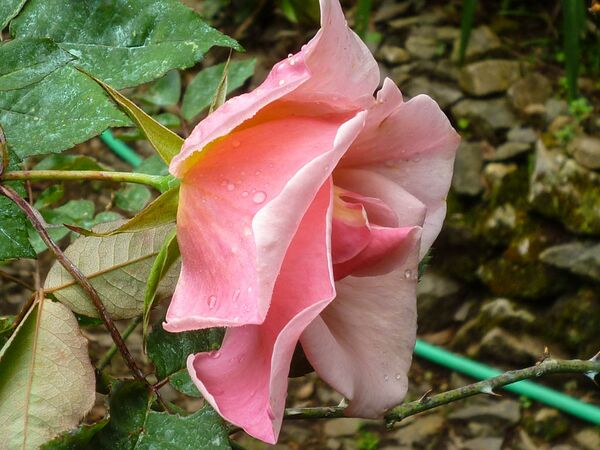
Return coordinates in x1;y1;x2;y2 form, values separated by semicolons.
165;0;459;443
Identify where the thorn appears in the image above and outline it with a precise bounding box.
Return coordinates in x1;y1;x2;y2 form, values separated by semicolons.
0;125;8;178
418;389;433;403
337;397;348;408
591;0;600;15
480;384;502;397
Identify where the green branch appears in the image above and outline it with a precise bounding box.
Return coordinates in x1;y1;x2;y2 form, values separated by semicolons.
284;358;600;424
2;170;171;192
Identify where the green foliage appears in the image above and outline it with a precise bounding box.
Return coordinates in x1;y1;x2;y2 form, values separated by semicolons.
458;0;477;65
354;0;373;40
143;229;180;340
0;316;15;348
0;0;25;32
560;0;586;100
278;0;320;25
141;70;182;107
181;59;256;121
146;319;224;380
33;154;108;171
115;185;152;213
357;430;380;450
169;369;202;398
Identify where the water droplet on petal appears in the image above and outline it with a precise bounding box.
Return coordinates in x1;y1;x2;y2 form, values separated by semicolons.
232;140;240;148
247;287;253;293
287;53;293;58
253;191;266;204
395;374;402;380
207;295;217;309
278;79;285;86
210;350;221;359
384;375;389;381
243;226;252;236
226;183;235;191
255;170;261;176
241;191;249;198
233;289;241;303
404;269;413;280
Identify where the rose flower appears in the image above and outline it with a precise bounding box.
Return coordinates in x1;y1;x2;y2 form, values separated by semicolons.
164;0;459;443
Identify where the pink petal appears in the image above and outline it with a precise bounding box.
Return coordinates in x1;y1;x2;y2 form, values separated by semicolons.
165;112;366;332
301;227;421;417
187;182;335;444
286;0;380;109
339;78;460;255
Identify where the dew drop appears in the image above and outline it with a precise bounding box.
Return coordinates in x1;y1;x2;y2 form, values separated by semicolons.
232;140;240;148
210;350;221;359
247;286;253;293
207;295;217;309
289;58;296;66
255;170;261;176
287;53;293;59
384;375;390;382
252;191;266;204
404;269;413;280
278;79;285;86
226;183;235;191
241;191;249;198
395;374;402;380
233;289;241;303
243;226;252;236
220;180;227;186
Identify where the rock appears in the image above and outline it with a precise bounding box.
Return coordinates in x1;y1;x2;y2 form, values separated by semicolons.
479;298;535;329
323;418;363;437
374;0;411;22
507;73;552;112
477;328;544;365
529;141;600;235
524;408;569;441
568;134;600;169
507;127;537;144
539;241;600;281
405;32;440;60
452;26;502;61
389;13;442;30
452;98;517;135
403;77;463;109
486;141;531;161
449;398;520;430
379;45;411;65
435;26;460;42
546;288;600;355
545;98;569;123
459;60;521;96
452;141;484;195
393;414;445;449
463;437;504;450
417;271;461;332
574;428;600;450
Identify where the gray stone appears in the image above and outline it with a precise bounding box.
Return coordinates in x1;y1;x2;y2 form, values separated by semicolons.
480;298;535;328
452;98;517;134
486;141;532;161
379;45;411;65
323;418;363;437
448;398;520;429
389;13;442;30
417;271;462;332
435;26;460;42
403;76;463;109
463;437;503;450
574;428;600;450
529;140;600;235
452;26;502;61
526;408;569;440
459;60;521;96
545;98;569;123
452;141;484;195
417;271;461;299
507;126;537;144
539;241;600;281
568;134;600;169
374;0;411;22
478;328;543;365
507;73;552;112
405;33;440;60
393;414;445;448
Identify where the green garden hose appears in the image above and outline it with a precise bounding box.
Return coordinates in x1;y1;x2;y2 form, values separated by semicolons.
415;339;600;425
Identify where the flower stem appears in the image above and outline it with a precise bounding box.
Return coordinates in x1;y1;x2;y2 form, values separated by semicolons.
284;358;600;424
2;170;170;192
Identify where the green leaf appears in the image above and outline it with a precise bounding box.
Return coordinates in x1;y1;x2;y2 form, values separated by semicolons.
88;381;230;449
76;186;179;237
91;74;183;164
43;222;179;319
181;59;256;121
141;70;181;107
33;154;108;171
143;229;180;341
0;38;74;91
138;155;169;176
115;184;152;213
34;185;65;209
0;65;129;159
147;319;223;380
11;0;241;90
209;55;230;114
0;148;35;260
0;316;15;348
0;0;26;31
41;421;108;450
0;299;96;449
169;369;202;398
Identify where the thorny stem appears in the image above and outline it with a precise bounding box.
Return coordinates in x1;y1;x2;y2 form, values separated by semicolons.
96;316;143;371
0;184;170;411
283;358;600;424
2;170;171;192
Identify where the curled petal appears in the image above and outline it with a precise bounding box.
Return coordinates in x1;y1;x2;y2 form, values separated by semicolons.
340;78;460;255
301;227;421;417
165;112;366;332
187;182;335;443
